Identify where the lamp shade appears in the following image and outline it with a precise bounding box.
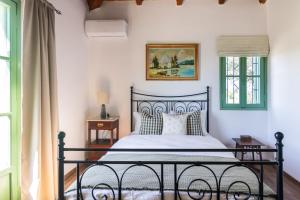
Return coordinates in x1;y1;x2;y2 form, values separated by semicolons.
98;91;109;104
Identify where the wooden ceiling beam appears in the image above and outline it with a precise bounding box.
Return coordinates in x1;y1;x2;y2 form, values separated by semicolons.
259;0;267;4
136;0;143;5
176;0;183;6
87;0;104;10
86;0;267;9
219;0;226;4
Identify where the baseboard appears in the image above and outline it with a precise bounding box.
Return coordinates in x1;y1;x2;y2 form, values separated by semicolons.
283;170;300;184
64;164;87;182
271;166;300;184
64;168;75;182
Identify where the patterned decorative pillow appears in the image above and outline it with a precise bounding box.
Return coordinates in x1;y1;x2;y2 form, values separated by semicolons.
139;112;163;135
162;113;189;135
187;110;204;136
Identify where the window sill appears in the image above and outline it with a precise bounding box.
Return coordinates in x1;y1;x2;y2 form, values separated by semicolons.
220;106;268;111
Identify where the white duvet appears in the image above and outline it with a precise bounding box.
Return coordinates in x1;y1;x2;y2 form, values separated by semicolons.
107;134;234;158
66;134;235;200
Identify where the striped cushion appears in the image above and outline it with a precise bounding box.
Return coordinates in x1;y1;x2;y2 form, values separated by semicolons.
187;110;204;135
139;112;163;135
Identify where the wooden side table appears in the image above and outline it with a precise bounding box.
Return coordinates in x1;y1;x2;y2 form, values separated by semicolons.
232;138;265;161
86;117;119;160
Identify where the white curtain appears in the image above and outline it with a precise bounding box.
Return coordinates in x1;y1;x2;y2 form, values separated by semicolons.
22;0;59;199
217;35;270;57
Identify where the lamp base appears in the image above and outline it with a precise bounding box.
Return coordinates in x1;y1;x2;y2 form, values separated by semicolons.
100;104;107;119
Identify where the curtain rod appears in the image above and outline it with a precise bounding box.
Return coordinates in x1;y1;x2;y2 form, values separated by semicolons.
54;7;62;15
41;0;62;15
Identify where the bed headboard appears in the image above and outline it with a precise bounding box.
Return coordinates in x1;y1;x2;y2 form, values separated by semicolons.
130;86;210;133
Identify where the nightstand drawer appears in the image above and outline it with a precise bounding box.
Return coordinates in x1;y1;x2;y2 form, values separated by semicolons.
88;121;112;130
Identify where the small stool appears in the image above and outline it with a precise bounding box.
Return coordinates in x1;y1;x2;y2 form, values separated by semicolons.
232;138;265;161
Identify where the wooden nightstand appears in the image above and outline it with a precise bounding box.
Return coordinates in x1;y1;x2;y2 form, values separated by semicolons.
232;138;265;161
86;117;119;160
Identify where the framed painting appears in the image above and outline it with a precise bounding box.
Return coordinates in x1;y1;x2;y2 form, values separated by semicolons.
146;44;199;80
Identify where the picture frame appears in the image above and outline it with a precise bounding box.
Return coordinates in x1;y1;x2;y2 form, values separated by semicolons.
146;43;199;80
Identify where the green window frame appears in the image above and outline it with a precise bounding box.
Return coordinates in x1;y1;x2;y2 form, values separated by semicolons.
0;0;21;199
220;56;267;110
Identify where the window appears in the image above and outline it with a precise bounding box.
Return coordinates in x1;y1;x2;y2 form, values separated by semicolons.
0;0;20;199
220;56;267;110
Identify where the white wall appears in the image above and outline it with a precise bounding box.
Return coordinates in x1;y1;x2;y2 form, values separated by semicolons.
267;0;300;181
86;0;269;145
45;0;300;181
49;0;89;173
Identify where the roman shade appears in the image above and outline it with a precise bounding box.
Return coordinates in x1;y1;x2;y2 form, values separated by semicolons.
217;35;270;57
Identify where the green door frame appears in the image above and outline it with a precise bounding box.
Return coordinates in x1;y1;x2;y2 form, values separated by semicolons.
0;0;21;199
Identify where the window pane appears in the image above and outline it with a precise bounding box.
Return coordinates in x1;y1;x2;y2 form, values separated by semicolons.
0;116;11;171
0;3;10;57
225;57;240;105
226;57;240;76
247;77;261;104
247;57;261;76
226;77;240;104
0;59;10;113
247;57;262;105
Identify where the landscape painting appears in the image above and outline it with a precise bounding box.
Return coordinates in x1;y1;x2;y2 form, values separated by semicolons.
146;44;199;80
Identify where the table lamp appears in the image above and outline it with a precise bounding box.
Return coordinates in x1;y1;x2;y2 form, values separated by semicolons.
98;91;109;119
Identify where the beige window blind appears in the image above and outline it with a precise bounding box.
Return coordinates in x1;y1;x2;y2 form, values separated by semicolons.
217;35;270;57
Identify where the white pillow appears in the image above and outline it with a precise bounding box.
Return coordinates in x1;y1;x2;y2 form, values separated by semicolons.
169;109;209;135
132;112;142;134
162;113;188;135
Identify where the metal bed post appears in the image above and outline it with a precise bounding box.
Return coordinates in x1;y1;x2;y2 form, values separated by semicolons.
259;162;264;200
130;86;134;132
275;132;284;200
206;86;210;133
174;164;178;200
160;164;164;200
58;131;66;200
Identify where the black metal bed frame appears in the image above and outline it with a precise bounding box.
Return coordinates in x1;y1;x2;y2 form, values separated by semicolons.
58;86;284;200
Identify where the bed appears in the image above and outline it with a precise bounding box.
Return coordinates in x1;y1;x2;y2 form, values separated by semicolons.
58;86;284;200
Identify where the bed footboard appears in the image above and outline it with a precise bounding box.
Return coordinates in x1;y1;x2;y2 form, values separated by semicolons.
57;132;284;200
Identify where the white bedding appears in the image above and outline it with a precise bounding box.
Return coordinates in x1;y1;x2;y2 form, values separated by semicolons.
107;134;234;158
66;134;235;200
